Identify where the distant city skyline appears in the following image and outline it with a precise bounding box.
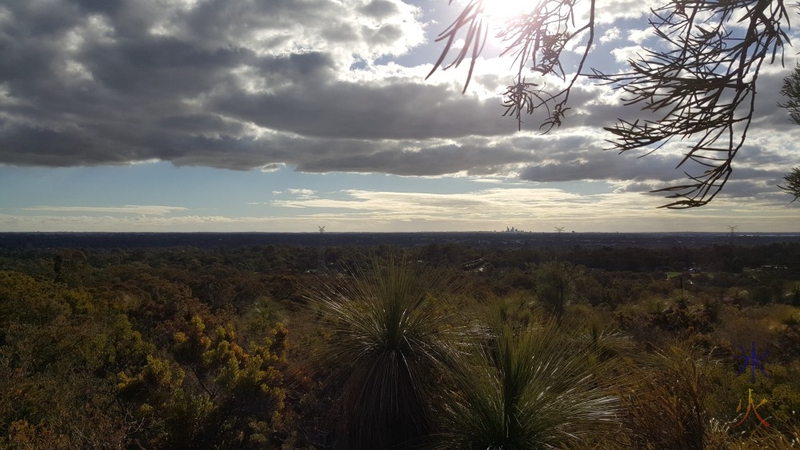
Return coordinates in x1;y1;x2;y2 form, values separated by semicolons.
0;1;798;232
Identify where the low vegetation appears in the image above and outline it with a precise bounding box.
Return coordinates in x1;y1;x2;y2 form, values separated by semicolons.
1;242;799;448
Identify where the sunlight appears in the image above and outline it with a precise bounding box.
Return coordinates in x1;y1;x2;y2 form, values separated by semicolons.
478;0;536;22
457;0;595;77
465;0;542;73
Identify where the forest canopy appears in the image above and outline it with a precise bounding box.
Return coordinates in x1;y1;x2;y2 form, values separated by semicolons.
1;240;799;448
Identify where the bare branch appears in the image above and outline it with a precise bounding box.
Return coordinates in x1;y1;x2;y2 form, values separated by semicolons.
425;0;488;93
431;0;792;208
594;0;789;208
778;167;800;201
429;0;597;131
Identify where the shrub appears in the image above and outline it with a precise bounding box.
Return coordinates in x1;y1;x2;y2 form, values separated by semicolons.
436;318;622;449
309;259;471;449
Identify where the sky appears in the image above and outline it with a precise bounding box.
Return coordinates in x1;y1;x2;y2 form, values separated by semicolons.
0;0;798;233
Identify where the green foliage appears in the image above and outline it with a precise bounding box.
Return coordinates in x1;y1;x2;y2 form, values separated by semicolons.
534;261;578;318
436;319;621;449
0;263;293;450
2;244;800;449
0;272;146;449
647;301;714;336
0;271;69;326
117;316;289;449
3;420;72;450
310;259;471;449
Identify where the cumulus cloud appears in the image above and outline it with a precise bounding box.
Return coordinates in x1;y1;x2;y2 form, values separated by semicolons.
286;188;317;199
0;0;796;207
0;0;433;166
600;27;621;44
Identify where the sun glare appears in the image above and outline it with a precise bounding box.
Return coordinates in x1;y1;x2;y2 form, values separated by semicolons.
466;0;541;66
479;0;536;22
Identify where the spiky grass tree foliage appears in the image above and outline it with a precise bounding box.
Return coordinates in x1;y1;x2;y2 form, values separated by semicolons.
436;319;622;450
311;259;471;450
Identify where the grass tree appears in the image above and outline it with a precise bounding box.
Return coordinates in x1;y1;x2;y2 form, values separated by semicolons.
310;258;471;449
436;318;622;449
535;262;578;319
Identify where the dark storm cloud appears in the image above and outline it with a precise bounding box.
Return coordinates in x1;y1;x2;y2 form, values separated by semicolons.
295;140;540;175
0;124;111;166
155;114;246;136
518;147;683;183
163;133;536;176
517;134;792;187
610;167;789;198
210;80;510;140
78;39;253;98
0;0;795;194
0;0;514;170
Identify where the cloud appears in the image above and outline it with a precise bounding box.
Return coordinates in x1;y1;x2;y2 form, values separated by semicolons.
626;28;653;44
0;212;265;232
209;77;512;140
262;186;798;231
286;188;316;199
22;205;189;215
0;0;796;208
600;27;621;44
0;0;430;165
3;181;796;232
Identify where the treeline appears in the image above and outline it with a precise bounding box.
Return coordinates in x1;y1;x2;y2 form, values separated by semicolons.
0;243;799;448
4;240;800;280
